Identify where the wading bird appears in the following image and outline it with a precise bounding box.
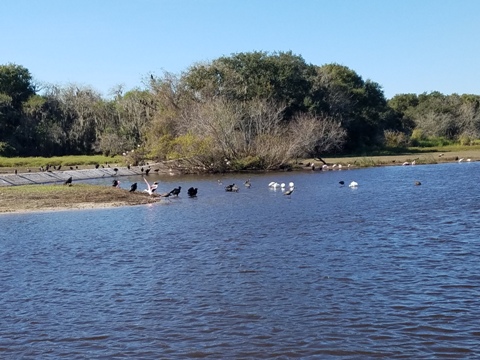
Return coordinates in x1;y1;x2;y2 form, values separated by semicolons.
143;178;158;196
225;184;238;192
169;186;182;197
284;188;294;197
187;187;198;197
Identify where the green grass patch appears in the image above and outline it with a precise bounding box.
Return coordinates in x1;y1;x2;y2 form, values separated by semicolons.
0;155;124;168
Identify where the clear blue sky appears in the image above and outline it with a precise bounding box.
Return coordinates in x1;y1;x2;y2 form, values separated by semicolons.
2;0;479;99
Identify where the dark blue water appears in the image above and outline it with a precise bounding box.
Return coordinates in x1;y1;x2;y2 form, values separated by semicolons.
1;162;480;359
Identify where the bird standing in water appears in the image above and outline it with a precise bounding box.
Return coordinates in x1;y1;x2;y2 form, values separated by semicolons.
169;186;182;197
284;188;294;197
143;178;158;196
187;187;198;197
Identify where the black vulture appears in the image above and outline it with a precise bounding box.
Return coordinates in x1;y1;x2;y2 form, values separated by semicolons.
187;187;198;197
64;176;73;185
169;186;181;196
129;183;137;192
95;164;100;169
145;168;151;175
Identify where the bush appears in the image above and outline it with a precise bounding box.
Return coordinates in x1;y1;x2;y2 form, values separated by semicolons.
384;130;408;148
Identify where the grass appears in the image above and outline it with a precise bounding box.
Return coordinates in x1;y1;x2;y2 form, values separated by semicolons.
0;155;124;171
0;184;159;214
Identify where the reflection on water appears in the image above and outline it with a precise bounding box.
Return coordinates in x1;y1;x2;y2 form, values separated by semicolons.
1;162;480;359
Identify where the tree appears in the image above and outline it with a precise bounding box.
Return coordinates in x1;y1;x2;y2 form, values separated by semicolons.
182;51;314;118
0;63;35;108
309;64;395;151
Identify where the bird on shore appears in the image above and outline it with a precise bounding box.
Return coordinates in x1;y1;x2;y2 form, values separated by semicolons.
129;183;137;192
112;179;120;187
187;187;198;197
64;176;73;186
143;178;158;196
145;168;151;175
169;186;182;197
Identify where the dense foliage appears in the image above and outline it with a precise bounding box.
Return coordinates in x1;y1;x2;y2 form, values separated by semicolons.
1;53;479;171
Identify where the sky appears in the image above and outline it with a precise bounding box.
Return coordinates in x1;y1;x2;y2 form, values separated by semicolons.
2;0;479;99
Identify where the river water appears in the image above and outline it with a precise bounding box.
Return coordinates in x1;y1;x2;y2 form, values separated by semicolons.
1;162;480;359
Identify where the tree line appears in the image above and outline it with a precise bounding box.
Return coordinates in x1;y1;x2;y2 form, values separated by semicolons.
1;52;479;171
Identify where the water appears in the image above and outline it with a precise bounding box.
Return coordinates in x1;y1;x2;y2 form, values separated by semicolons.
1;162;480;359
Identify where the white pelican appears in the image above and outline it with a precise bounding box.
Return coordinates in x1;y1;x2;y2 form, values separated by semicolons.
269;181;280;188
402;161;410;166
289;182;295;188
349;181;358;188
458;158;464;162
280;183;286;188
143;177;158;196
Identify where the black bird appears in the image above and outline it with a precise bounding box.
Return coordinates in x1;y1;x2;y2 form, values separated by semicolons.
57;165;61;171
113;168;118;172
339;181;345;186
95;164;100;169
64;176;73;186
187;187;198;197
169;186;182;196
70;166;74;170
127;164;131;170
14;169;17;175
112;179;120;187
129;183;137;192
145;168;151;175
225;184;239;192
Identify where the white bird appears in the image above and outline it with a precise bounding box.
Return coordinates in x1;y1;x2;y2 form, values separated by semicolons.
269;181;280;188
289;182;295;188
143;177;158;196
402;161;410;166
467;158;471;162
349;181;358;188
458;158;464;162
411;160;416;165
280;183;286;188
322;164;328;170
